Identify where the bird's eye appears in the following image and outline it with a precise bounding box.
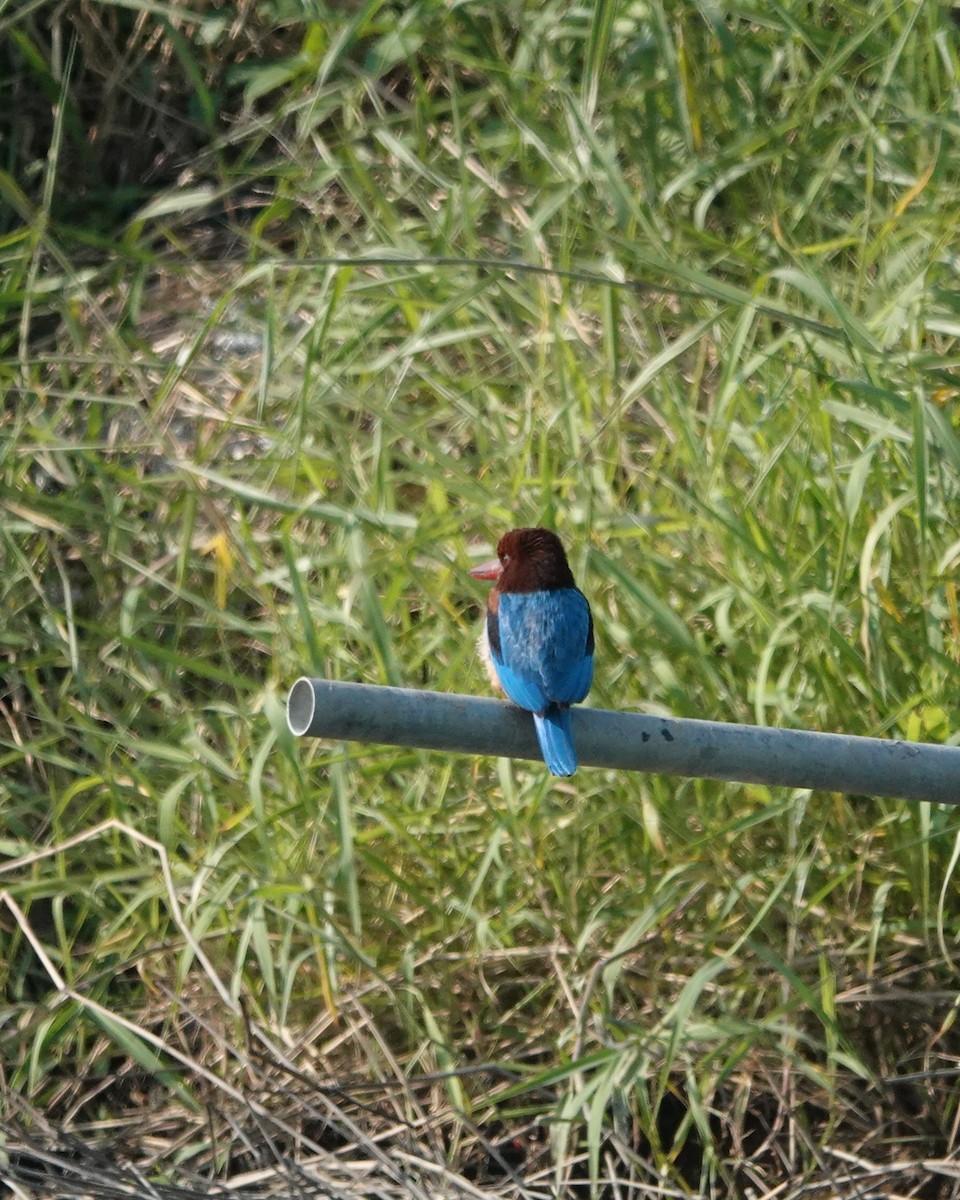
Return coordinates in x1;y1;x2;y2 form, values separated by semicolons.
500;553;510;564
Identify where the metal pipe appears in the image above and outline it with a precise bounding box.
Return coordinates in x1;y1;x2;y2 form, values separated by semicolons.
287;677;960;805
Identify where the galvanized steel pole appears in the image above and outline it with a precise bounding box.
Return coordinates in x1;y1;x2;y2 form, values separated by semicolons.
287;678;960;805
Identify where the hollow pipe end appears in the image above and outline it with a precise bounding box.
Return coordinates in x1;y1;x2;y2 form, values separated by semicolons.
287;677;318;737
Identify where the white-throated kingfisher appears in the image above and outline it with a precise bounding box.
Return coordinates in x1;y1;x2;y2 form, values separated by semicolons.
469;528;593;776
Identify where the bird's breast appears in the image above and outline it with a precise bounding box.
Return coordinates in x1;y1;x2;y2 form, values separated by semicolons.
476;623;503;692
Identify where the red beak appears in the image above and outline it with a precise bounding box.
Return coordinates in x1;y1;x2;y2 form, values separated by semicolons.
468;557;501;581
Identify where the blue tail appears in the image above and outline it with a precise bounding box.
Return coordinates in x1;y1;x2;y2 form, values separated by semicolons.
533;705;578;776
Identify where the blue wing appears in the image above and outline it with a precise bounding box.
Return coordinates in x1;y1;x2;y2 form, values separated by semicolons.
489;589;593;714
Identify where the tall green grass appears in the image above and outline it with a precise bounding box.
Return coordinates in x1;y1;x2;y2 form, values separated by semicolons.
2;0;960;1193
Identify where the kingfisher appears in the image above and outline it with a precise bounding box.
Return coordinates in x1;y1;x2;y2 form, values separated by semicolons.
469;528;594;776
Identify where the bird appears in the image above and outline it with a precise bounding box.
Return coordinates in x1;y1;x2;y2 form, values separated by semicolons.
468;528;594;776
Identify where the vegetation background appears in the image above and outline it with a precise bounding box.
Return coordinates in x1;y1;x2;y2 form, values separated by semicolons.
3;0;960;1195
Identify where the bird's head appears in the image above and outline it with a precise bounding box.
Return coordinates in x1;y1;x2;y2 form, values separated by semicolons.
468;527;577;593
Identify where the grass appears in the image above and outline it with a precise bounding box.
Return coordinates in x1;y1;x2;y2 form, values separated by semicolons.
3;0;960;1194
